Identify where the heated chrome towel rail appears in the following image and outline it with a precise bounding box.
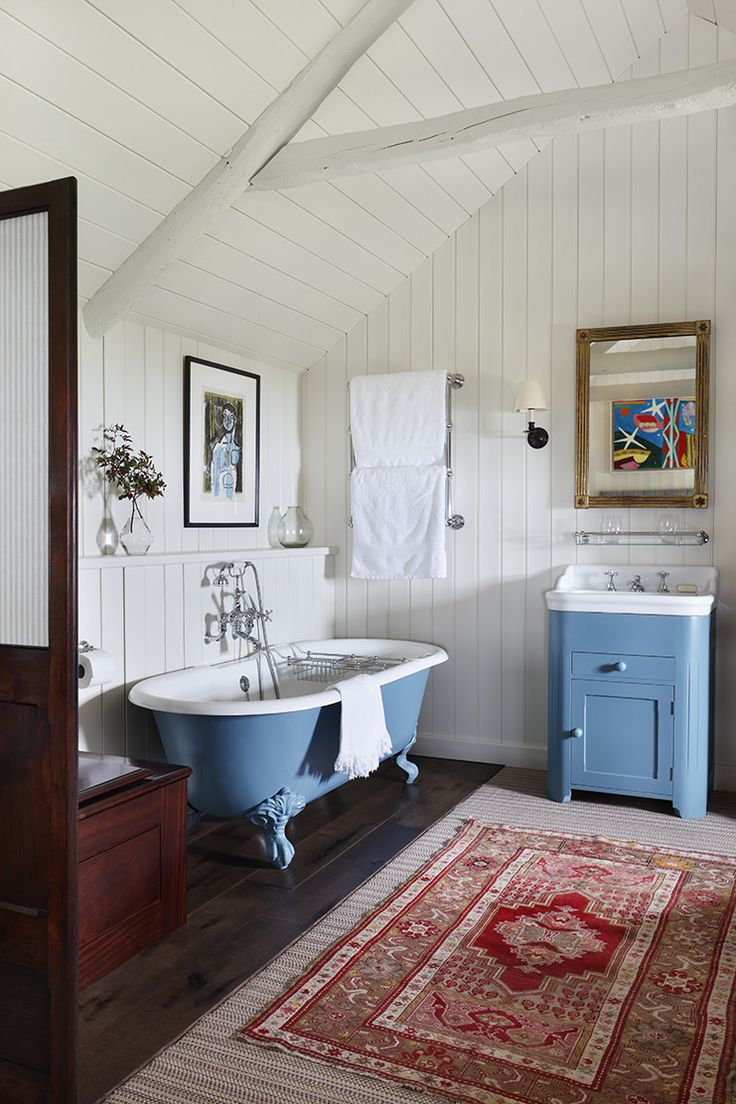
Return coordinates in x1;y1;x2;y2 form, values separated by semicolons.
348;372;465;529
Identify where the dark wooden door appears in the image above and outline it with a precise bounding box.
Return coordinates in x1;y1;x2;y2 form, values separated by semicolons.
0;179;78;1102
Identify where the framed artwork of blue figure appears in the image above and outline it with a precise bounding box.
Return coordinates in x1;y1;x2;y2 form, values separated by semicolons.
205;393;242;498
184;355;260;527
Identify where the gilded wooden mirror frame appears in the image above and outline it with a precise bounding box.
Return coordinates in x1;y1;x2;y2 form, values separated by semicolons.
575;319;710;510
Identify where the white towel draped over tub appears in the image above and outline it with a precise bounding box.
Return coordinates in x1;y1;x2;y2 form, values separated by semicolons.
351;465;447;580
332;673;392;780
349;370;446;467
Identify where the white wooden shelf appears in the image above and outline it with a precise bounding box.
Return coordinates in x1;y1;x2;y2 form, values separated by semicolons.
79;547;337;569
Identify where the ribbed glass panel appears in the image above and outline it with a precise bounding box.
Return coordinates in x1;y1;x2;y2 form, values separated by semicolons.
0;211;49;647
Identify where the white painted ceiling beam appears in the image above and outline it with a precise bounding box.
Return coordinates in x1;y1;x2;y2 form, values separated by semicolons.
688;0;736;33
82;0;414;338
250;59;736;191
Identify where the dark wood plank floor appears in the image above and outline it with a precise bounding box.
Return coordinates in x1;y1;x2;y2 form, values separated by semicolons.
78;756;499;1103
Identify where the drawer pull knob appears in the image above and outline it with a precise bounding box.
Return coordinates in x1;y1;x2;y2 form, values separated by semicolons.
613;661;627;672
571;727;583;739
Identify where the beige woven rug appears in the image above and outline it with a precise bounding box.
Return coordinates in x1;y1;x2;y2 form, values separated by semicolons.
104;768;736;1103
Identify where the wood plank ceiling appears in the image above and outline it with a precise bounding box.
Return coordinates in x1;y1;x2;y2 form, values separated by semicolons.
689;0;736;33
0;0;686;371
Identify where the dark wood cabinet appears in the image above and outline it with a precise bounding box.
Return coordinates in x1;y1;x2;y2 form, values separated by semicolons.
77;754;191;990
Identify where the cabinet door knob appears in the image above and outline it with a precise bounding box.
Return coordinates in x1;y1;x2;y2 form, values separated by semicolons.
613;661;627;672
571;727;583;739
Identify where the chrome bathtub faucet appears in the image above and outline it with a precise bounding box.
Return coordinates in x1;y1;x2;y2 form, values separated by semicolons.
206;562;261;644
657;571;670;594
204;560;282;699
628;575;645;592
604;570;618;592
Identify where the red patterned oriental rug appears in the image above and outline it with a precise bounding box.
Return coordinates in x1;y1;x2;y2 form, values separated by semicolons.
241;822;736;1104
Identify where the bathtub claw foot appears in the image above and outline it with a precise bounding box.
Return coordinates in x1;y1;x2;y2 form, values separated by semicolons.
248;787;306;869
396;733;419;785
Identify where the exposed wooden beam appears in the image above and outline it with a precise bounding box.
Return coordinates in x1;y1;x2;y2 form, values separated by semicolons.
251;59;736;192
688;0;736;33
83;0;414;338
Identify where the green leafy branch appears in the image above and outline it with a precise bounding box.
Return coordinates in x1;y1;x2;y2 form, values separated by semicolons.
92;424;166;508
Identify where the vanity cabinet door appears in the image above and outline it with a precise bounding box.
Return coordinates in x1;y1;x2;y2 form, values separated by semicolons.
570;679;674;797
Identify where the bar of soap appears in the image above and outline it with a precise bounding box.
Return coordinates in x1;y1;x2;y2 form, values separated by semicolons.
677;583;698;594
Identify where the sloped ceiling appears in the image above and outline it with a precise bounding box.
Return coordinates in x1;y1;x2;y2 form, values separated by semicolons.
689;0;736;32
0;0;686;370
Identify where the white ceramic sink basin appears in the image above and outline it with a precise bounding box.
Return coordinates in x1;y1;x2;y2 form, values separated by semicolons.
546;564;718;616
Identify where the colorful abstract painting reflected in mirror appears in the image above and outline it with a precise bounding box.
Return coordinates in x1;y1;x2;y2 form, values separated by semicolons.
612;397;696;472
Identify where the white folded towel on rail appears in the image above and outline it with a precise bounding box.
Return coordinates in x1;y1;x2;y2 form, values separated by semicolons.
333;673;393;780
350;465;447;580
349;370;446;467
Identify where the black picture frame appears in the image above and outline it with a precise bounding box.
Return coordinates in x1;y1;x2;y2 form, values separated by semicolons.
183;355;260;528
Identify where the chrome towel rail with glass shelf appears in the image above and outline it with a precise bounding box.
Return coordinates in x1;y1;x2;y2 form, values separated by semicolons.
348;372;465;530
575;530;709;547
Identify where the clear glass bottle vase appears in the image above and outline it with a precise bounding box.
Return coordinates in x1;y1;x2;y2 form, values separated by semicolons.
119;499;153;555
267;506;283;549
277;506;314;549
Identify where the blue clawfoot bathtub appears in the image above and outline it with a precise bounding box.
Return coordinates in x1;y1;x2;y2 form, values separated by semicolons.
129;638;447;869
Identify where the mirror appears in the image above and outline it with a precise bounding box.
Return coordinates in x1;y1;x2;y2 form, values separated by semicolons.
575;321;710;509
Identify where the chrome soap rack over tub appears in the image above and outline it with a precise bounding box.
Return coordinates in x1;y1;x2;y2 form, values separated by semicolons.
286;650;406;683
348;372;465;530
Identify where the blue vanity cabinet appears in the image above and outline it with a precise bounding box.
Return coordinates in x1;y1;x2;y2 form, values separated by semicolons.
548;610;713;818
569;679;674;797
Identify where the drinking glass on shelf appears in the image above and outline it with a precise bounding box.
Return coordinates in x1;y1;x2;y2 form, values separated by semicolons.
658;514;677;544
603;515;622;543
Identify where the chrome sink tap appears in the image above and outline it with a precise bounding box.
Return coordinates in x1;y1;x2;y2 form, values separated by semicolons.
628;575;645;592
657;571;670;594
604;570;618;592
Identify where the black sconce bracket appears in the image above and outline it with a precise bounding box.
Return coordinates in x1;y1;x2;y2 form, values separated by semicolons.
525;420;549;449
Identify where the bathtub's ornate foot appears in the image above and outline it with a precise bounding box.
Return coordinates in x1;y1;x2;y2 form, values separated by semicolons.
396;732;419;785
248;787;306;869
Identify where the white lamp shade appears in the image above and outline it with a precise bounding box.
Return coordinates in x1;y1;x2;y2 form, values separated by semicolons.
514;379;548;412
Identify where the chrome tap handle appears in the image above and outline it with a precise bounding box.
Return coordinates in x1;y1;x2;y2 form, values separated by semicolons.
204;614;228;643
227;561;248;580
657;571;670;594
604;571;618;592
261;609;273;623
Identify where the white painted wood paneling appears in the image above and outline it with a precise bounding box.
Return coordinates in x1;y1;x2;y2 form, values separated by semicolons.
185;238;363;333
82;0;416;337
78;315;304;557
77;312;334;756
0;0;673;369
79;550;335;757
301;15;736;786
1;0;246;152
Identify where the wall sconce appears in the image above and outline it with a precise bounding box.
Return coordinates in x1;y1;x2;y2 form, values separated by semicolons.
514;380;549;449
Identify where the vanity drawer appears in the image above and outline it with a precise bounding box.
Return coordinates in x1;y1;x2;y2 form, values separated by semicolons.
571;652;675;683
